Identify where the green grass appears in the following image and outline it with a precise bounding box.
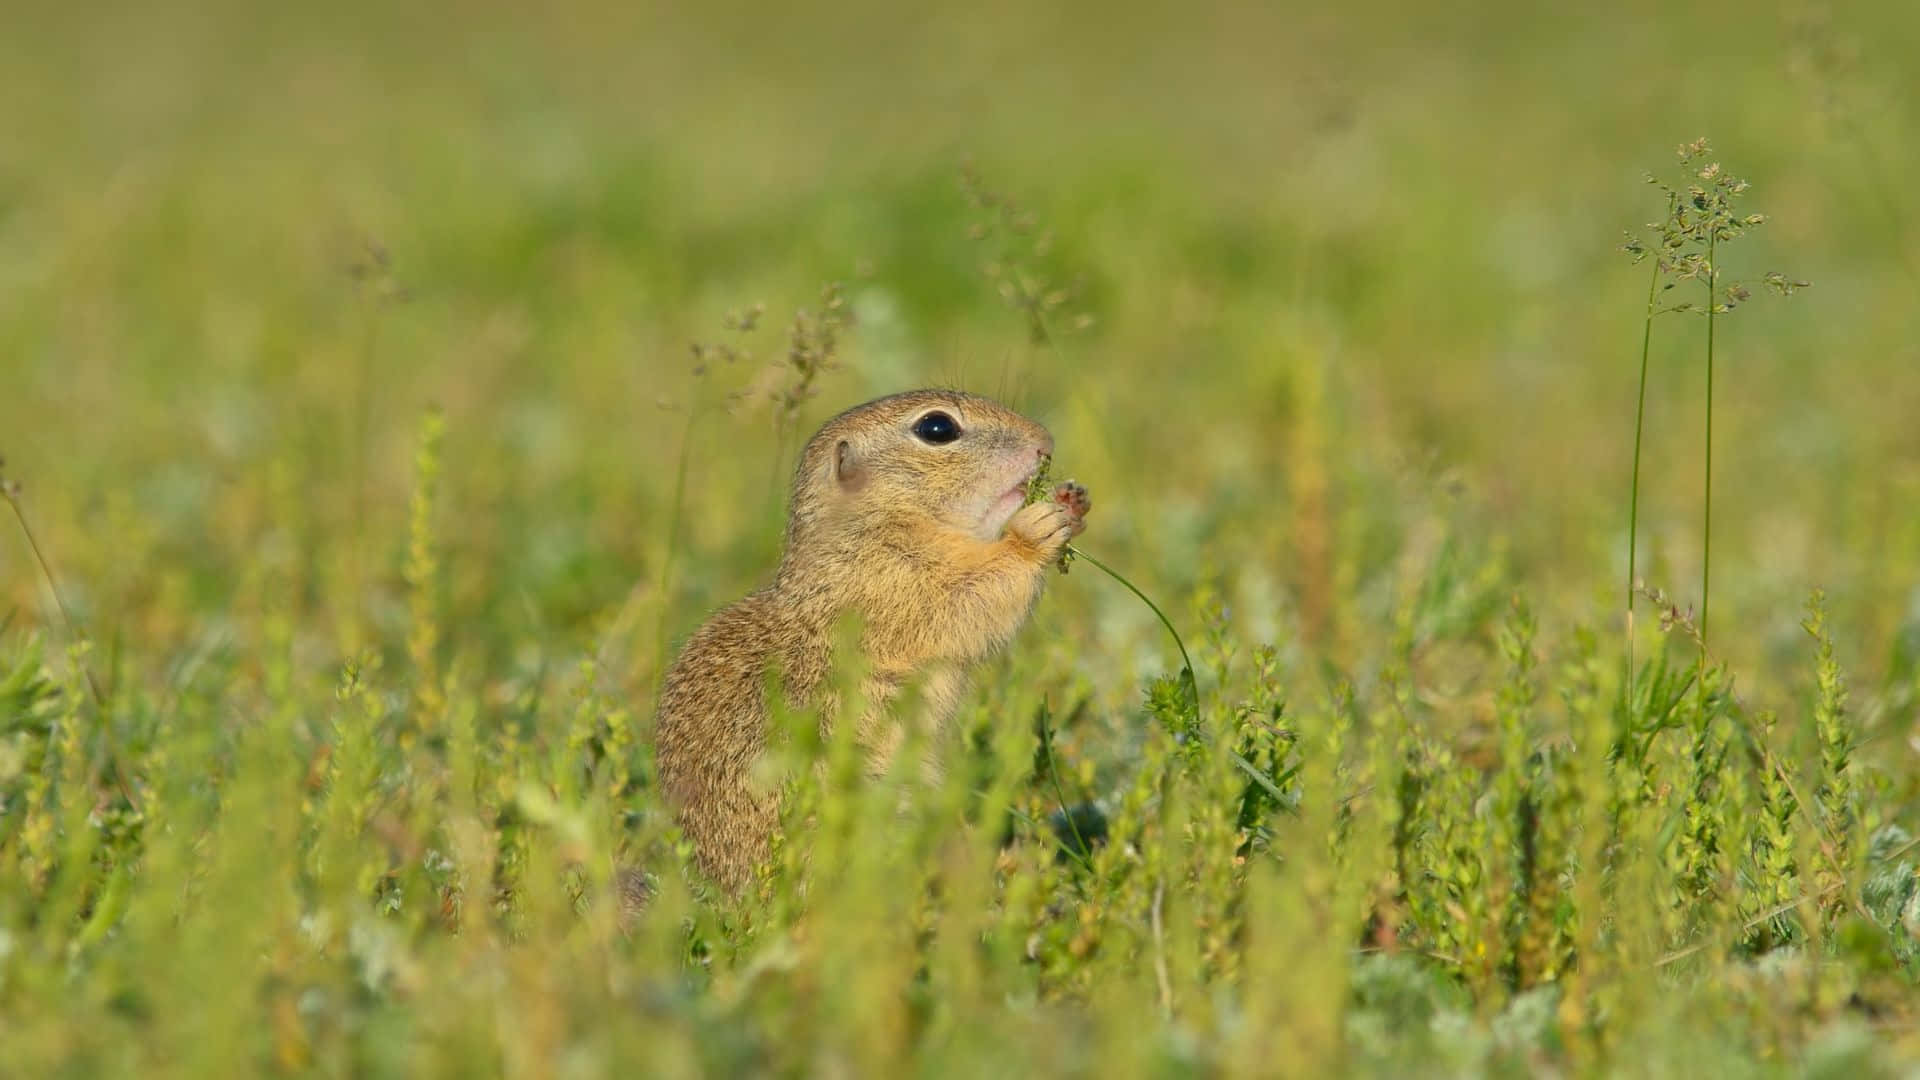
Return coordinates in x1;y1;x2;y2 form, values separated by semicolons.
5;0;1920;1074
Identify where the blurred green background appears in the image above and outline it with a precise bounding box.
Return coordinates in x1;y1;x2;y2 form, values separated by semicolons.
2;0;1916;709
6;3;1920;1074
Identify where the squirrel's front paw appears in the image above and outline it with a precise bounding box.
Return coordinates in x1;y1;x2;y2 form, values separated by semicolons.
1009;482;1091;564
1008;500;1077;562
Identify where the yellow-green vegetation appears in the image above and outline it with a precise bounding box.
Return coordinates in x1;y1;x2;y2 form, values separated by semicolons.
5;1;1920;1075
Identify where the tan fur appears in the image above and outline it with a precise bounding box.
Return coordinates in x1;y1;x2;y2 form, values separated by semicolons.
652;389;1087;893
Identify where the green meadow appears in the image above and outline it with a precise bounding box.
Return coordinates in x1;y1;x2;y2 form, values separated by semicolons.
4;0;1920;1074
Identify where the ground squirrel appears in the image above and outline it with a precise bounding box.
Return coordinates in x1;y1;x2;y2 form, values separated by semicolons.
653;388;1089;893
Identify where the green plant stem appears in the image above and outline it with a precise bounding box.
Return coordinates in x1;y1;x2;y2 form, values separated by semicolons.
655;395;705;685
1035;706;1095;871
3;492;103;708
1626;248;1663;699
1065;543;1194;684
1701;232;1716;652
3;487;142;812
1064;543;1288;806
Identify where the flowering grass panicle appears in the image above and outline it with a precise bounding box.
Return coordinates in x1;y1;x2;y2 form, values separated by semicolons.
1621;139;1808;670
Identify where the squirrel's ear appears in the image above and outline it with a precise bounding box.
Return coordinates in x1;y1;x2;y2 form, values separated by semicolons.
833;439;868;493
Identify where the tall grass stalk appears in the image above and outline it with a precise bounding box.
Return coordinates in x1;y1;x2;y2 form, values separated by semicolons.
1701;231;1717;650
0;463;143;812
1623;140;1803;673
1033;703;1095;871
654;392;705;685
1624;200;1671;695
0;471;102;709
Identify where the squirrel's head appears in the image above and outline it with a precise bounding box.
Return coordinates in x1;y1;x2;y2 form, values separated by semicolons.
787;389;1053;553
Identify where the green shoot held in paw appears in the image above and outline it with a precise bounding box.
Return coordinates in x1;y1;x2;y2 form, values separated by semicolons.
1017;452;1282;803
1021;451;1078;575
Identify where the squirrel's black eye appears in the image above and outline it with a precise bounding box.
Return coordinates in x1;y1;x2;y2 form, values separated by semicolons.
912;411;962;444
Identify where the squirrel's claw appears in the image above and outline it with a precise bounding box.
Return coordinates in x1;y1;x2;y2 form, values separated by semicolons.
1051;481;1090;536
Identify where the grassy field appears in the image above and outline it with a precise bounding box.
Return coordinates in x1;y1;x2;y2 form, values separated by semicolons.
4;0;1920;1074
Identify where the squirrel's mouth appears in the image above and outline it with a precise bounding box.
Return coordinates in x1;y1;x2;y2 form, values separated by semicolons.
1000;466;1042;508
975;465;1038;539
1010;460;1042;498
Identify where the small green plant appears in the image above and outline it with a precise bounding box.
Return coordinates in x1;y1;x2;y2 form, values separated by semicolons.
404;406;446;733
1803;590;1857;880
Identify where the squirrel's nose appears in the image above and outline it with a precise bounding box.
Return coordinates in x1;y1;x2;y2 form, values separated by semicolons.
1035;435;1055;459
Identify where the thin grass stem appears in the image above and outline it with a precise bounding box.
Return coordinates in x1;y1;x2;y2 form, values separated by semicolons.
1062;543;1287;805
2;482;142;811
1625;212;1668;701
1701;232;1716;652
1;490;103;707
655;393;706;686
1064;543;1195;686
1035;705;1095;871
